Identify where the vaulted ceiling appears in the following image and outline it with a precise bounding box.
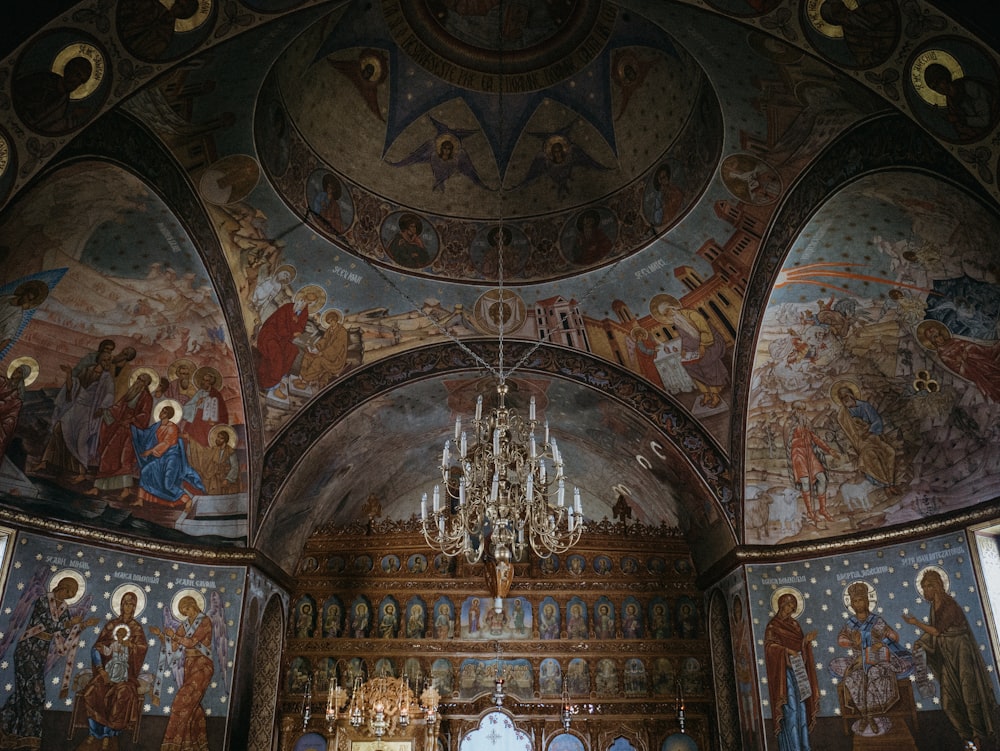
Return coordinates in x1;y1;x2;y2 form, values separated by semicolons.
1;0;998;578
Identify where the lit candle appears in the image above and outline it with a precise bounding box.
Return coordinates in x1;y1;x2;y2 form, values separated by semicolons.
432;485;440;513
529;395;536;421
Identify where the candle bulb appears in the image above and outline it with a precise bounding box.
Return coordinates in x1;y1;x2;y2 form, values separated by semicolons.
476;395;483;421
442;440;450;469
544;420;550;444
454;416;461;441
459;478;466;506
421;492;427;520
432;485;440;513
529;395;536;421
460;431;467;458
574;488;582;515
493;428;500;456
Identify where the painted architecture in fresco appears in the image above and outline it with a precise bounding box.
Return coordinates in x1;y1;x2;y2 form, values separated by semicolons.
1;0;1000;750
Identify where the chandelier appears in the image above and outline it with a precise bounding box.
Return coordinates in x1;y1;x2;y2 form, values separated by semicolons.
420;378;583;611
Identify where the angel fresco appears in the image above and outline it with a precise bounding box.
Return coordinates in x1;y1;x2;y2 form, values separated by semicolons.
0;568;98;747
388;117;490;193
150;589;226;751
516;128;612;199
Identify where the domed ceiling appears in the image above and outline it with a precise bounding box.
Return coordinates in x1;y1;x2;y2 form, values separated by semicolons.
261;0;721;281
0;0;998;575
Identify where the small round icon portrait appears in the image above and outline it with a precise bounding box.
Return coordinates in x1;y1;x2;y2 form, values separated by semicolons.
117;0;215;62
593;555;612;575
381;554;401;573
567;554;586;575
325;555;345;573
539;554;559;574
408;554;428;573
13;33;110;136
802;0;900;70
561;208;617;266
647;557;666;574
0;128;16;206
307;169;354;235
470;223;530;279
644;160;686;229
353;554;373;573
381;211;439;269
907;42;1000;144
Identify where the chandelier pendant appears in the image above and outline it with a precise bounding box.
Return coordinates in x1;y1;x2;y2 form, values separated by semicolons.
421;380;583;611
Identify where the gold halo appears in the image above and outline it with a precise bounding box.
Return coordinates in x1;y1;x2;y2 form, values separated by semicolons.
434;134;458;155
167;358;197;381
173;0;214;33
129;367;160;393
842;579;877;612
171;588;206;620
805;0;844;39
153;398;184;424
109;623;131;641
275;264;296;282
294;285;328;315
111;583;147;618
916;319;951;350
321;309;344;327
630;325;650;341
7;356;39;386
51;43;105;101
545;135;569;160
649;293;681;325
770;586;805;618
49;568;86;605
829;379;860;405
911;49;964;107
192;365;222;389
914;565;950;599
208;423;237;448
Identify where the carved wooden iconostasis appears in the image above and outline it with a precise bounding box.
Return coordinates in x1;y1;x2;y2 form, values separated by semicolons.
279;519;710;751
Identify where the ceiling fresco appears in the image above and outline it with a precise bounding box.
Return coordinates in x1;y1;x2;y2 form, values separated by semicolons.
745;171;1000;546
0;0;999;573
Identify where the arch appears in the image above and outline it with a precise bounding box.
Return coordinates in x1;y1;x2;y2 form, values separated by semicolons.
248;594;286;750
707;589;738;751
459;709;532;751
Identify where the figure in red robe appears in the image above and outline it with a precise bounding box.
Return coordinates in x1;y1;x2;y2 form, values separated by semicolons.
255;300;309;396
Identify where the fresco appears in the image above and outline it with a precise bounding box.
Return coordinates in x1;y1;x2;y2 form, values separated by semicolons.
745;171;1000;545
748;531;999;750
113;0;893;459
0;161;248;546
0;531;243;750
261;373;728;572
